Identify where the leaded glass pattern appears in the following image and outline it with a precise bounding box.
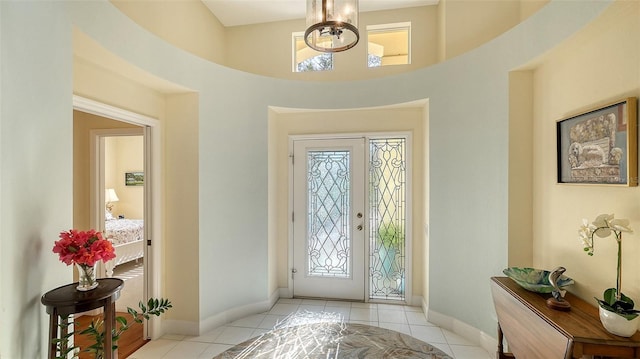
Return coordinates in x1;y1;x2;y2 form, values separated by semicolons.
307;151;351;278
369;138;406;300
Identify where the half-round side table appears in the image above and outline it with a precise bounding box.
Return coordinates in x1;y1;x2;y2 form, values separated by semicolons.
41;278;124;359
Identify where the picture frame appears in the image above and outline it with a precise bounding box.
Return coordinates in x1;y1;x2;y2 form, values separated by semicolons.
125;172;144;186
556;97;637;186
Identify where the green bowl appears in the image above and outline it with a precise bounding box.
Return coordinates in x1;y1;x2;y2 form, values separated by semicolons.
503;267;574;293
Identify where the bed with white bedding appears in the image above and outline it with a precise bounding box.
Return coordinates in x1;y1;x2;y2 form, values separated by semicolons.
104;218;144;277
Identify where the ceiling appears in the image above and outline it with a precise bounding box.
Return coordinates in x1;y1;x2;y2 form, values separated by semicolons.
202;0;439;27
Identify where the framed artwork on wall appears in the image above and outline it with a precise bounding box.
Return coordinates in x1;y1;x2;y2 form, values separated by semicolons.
125;171;144;186
557;97;637;186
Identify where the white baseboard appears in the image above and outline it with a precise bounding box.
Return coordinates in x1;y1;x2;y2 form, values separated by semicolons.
162;319;199;337
278;287;420;306
163;291;278;336
423;298;497;355
278;287;292;299
270;287;282;307
199;299;273;335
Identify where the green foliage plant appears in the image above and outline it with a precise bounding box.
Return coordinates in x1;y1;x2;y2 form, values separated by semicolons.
55;298;172;359
53;320;78;359
376;221;404;250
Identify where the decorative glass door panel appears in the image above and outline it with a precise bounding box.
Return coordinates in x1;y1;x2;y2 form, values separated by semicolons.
293;139;365;300
307;151;351;278
369;138;406;300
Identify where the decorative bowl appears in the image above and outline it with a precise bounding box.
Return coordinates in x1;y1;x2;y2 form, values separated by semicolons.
503;267;574;293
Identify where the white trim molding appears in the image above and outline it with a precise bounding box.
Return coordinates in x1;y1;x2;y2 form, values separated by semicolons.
165;289;280;336
73;95;157;126
198;299;273;336
423;297;496;356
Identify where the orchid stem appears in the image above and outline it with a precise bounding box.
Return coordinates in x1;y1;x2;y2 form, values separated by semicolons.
616;234;622;301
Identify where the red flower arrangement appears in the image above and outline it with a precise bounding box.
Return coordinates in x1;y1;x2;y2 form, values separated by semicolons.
53;229;116;266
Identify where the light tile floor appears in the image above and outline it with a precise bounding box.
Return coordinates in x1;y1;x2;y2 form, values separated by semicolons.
129;298;492;359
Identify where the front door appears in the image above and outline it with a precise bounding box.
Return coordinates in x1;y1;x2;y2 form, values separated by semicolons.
292;138;366;300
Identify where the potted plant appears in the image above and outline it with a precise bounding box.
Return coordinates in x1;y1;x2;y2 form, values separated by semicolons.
579;213;639;337
54;298;172;359
80;298;172;359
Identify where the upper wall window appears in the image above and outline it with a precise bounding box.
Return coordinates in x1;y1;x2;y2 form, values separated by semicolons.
293;32;333;72
367;22;411;68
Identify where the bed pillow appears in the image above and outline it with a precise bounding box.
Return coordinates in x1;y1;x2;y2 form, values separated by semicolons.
105;210;115;221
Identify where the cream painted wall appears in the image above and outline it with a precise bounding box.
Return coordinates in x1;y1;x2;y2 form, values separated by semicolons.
443;0;521;60
520;0;549;21
437;0;446;63
105;136;144;219
165;93;200;326
270;106;426;299
531;0;640;305
421;105;430;307
105;136;117;194
441;0;550;61
74;57;166;120
110;0;226;65
225;6;438;81
508;71;533;267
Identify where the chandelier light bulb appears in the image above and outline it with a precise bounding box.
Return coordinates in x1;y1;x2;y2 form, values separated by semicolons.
305;0;359;53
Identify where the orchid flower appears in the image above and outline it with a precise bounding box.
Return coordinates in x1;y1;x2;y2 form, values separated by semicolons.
579;213;636;316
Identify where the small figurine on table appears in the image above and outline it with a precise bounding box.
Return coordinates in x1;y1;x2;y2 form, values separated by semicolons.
546;266;571;311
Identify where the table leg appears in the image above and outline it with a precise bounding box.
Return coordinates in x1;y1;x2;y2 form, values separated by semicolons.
497;323;515;359
104;302;115;359
48;309;59;359
60;316;68;357
497;323;505;358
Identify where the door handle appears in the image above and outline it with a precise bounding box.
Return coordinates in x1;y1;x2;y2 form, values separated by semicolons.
357;224;363;231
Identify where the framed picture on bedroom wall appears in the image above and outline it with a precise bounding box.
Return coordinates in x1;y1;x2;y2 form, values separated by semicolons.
556;97;637;186
125;171;144;186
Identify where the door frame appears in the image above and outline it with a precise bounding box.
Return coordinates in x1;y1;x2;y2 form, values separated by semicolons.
90;128;144;294
288;133;413;303
74;95;163;338
291;138;367;300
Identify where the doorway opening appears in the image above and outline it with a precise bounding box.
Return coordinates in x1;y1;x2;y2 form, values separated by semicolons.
102;132;145;307
290;134;411;303
73;95;161;355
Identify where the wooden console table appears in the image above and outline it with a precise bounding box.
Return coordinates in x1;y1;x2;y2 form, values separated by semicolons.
41;278;124;359
491;276;640;358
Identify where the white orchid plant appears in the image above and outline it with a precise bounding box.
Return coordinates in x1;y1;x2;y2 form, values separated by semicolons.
579;214;639;320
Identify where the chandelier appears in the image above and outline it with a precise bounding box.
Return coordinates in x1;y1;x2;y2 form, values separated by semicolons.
304;0;359;53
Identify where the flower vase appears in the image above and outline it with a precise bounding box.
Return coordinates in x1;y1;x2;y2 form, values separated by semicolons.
599;306;639;337
76;263;99;291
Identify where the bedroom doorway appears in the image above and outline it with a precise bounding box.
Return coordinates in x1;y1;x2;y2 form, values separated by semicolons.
74;95;161;345
102;132;145;310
